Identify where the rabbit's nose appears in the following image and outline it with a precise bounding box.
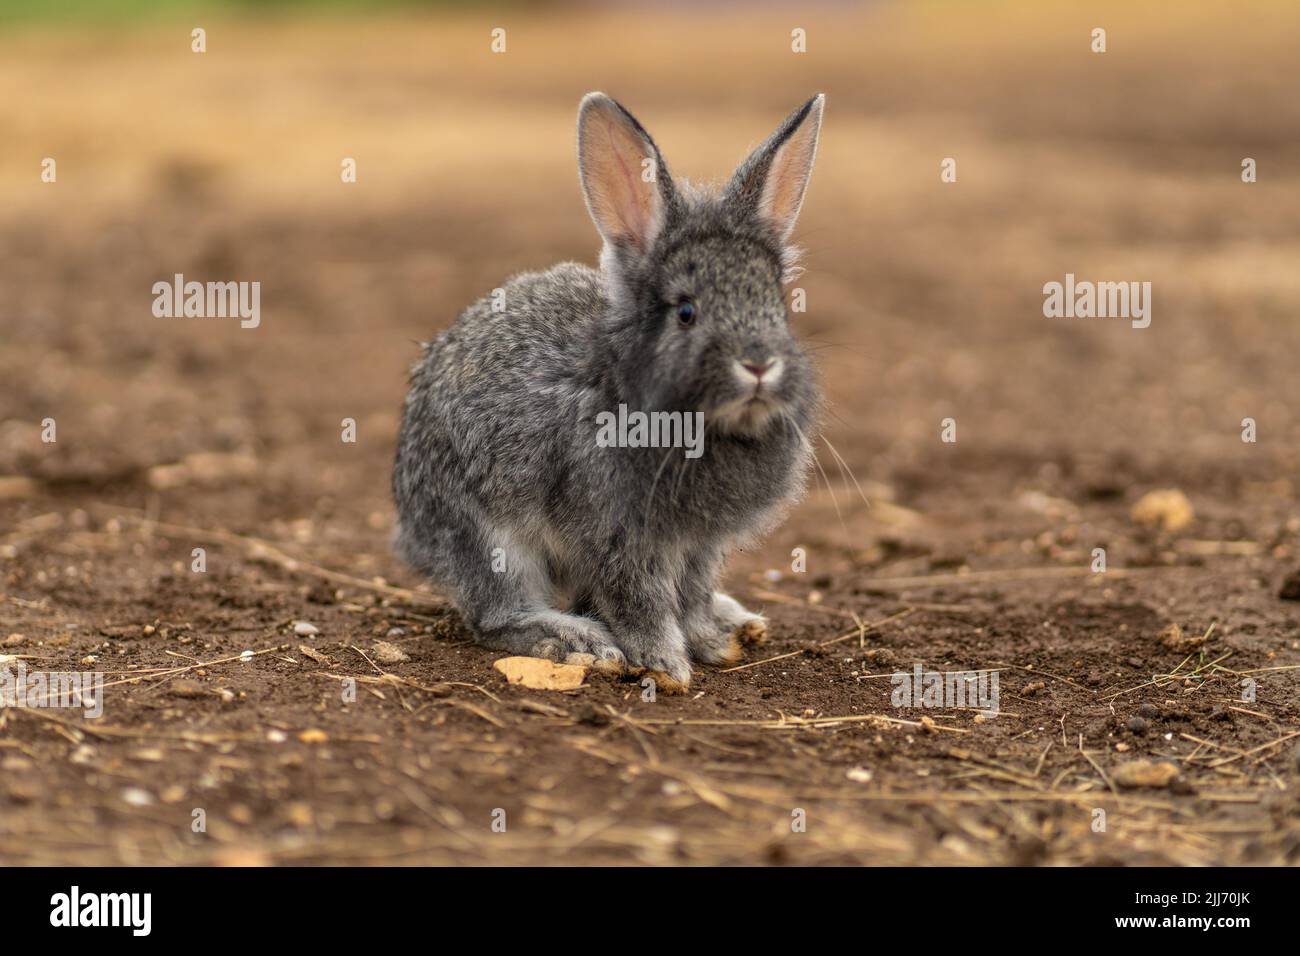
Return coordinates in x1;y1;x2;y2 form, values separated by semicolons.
734;357;783;386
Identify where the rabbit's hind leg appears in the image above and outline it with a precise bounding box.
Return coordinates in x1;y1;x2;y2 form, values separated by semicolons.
680;551;744;665
679;550;765;664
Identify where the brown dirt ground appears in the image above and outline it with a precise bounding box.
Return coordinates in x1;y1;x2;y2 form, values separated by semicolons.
2;3;1300;865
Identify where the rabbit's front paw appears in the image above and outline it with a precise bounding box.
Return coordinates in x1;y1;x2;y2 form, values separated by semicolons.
518;611;627;672
630;651;692;695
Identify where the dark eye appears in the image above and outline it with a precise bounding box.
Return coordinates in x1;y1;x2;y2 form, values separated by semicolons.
676;300;696;326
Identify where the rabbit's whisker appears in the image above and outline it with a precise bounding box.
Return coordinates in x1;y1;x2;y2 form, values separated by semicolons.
644;446;678;527
820;433;871;511
783;412;847;539
821;406;852;430
671;447;695;510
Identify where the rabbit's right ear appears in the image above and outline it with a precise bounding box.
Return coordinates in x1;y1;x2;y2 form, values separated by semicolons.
577;93;676;253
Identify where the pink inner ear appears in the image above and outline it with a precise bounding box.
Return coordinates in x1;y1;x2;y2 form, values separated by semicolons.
762;130;816;236
586;110;656;248
604;120;648;241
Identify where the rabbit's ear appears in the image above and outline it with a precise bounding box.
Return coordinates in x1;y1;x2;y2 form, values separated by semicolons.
726;94;824;241
577;92;675;252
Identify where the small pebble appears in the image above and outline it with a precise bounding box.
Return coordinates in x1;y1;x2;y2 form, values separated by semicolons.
170;680;205;699
371;641;409;664
1113;760;1180;789
1137;702;1159;719
238;649;254;663
1131;488;1194;532
1125;716;1150;734
121;787;154;807
293;621;320;637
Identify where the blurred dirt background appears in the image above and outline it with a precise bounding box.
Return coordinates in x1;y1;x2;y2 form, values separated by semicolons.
2;0;1299;865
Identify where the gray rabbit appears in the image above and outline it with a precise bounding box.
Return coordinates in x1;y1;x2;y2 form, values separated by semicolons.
393;92;824;691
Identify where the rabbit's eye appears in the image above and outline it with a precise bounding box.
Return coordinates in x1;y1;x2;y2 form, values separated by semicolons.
676;301;696;327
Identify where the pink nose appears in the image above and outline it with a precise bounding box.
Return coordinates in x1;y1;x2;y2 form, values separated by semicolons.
741;359;774;379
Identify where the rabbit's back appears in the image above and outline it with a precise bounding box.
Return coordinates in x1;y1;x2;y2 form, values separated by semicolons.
423;261;604;397
394;263;607;521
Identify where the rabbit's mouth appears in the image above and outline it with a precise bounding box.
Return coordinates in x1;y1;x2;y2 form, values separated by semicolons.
707;391;783;436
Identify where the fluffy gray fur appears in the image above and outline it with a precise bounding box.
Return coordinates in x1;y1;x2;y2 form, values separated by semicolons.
393;92;825;685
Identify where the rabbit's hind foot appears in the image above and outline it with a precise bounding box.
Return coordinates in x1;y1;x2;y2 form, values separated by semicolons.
687;628;744;666
714;592;768;646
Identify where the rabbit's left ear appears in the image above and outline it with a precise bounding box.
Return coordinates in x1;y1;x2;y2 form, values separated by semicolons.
726;94;824;241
